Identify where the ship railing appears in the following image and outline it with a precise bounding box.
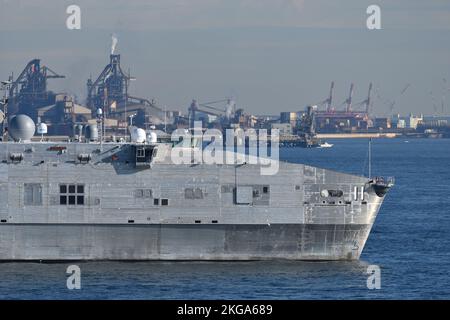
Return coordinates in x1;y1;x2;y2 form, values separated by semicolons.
372;176;395;187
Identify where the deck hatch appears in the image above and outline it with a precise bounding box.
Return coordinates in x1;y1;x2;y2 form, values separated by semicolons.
24;183;42;206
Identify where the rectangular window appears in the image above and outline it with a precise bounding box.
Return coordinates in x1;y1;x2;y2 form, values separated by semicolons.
193;188;203;199
135;189;152;199
59;184;85;206
77;196;84;205
153;198;159;205
161;199;169;206
185;188;194;199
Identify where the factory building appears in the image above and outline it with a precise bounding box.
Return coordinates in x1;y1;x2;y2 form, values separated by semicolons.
392;113;423;129
37;94;92;135
280;112;298;128
271;123;293;135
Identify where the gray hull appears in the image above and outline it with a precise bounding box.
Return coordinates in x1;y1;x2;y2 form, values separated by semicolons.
0;223;371;260
0;141;390;261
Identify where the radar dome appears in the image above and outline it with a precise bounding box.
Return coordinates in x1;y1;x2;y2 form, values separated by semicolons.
130;127;146;143
148;131;157;143
9;114;36;141
37;122;48;134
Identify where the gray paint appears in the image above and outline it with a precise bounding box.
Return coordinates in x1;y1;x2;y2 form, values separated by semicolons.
0;141;389;260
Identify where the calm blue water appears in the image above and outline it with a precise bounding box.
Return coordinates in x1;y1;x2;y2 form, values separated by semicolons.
1;138;449;299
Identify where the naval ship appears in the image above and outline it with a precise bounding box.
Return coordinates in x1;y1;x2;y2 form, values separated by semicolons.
0;114;393;260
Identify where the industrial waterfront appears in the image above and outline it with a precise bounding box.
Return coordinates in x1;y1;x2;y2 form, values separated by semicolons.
2;39;449;145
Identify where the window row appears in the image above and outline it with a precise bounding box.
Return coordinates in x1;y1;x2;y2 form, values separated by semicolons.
60;184;84;194
154;198;169;206
60;195;84;205
24;182;170;207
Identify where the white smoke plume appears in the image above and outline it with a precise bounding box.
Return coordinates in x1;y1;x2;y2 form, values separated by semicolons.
111;34;118;54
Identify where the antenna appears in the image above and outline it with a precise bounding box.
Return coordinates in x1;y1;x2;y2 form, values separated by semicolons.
97;107;103;150
368;138;372;179
164;105;167;132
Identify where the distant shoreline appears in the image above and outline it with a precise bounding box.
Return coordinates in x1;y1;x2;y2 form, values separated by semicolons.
316;133;399;139
316;133;449;139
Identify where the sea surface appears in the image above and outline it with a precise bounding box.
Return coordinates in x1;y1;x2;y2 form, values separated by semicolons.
0;138;449;299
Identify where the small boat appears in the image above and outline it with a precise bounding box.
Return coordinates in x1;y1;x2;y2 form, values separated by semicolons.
318;142;333;148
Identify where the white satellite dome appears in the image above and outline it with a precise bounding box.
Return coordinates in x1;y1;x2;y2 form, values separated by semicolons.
36;122;48;135
147;131;157;143
130;126;146;143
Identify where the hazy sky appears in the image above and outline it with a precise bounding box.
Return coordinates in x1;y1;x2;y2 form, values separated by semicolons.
1;0;449;116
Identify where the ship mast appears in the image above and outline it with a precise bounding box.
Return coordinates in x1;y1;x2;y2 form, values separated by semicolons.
368;138;372;179
0;78;12;141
